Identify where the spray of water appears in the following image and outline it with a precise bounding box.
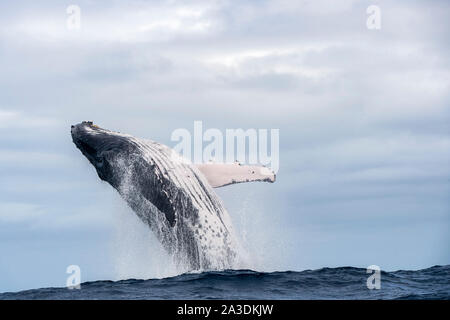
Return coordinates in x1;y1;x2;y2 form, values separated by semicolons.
110;199;182;280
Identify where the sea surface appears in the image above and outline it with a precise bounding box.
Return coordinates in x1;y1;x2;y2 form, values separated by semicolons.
1;265;449;300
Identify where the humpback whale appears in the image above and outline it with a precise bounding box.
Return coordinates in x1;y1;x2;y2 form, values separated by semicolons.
71;121;275;270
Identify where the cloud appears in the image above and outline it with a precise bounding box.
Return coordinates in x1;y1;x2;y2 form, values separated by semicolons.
0;202;46;223
0;110;59;129
1;1;221;43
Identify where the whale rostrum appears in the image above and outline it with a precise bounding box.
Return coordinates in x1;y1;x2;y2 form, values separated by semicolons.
71;121;275;270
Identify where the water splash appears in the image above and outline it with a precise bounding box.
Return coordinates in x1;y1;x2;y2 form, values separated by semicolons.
110;199;182;281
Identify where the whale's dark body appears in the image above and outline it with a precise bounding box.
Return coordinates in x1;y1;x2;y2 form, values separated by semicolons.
71;121;239;270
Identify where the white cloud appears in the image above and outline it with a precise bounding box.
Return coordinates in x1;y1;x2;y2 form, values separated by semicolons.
0;110;59;129
2;2;220;44
204;44;340;80
0;202;46;223
0;150;76;168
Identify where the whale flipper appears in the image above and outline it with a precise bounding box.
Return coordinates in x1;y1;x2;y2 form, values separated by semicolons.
196;162;276;188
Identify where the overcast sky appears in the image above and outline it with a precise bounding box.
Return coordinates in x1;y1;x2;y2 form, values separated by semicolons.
0;0;449;292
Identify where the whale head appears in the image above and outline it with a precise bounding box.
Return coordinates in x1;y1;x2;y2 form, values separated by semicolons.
71;121;135;184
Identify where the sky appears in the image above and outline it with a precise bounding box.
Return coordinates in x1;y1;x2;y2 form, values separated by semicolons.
0;0;449;292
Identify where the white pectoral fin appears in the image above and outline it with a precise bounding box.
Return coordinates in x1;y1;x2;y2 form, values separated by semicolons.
196;162;276;188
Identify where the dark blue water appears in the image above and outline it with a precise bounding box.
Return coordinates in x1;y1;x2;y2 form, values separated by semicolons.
1;265;449;300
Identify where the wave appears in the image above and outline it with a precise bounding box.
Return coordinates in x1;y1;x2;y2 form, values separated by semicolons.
1;265;449;300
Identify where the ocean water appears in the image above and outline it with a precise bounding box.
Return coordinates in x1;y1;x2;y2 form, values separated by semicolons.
1;265;448;300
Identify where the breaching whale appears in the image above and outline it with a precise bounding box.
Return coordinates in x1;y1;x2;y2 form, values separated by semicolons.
71;121;275;270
